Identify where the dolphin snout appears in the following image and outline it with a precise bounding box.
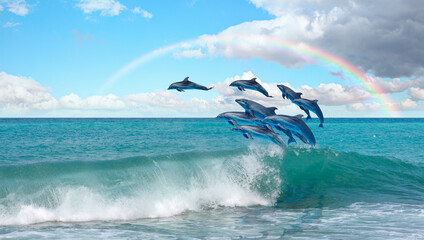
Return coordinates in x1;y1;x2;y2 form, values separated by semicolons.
216;113;225;118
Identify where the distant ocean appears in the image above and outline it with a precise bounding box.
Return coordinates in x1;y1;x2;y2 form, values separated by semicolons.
1;118;423;239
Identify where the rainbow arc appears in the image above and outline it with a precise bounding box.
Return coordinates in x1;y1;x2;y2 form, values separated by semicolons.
101;35;399;117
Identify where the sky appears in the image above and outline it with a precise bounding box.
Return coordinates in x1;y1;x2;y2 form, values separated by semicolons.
1;0;423;117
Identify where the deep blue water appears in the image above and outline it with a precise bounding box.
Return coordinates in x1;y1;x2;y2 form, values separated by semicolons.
0;118;423;239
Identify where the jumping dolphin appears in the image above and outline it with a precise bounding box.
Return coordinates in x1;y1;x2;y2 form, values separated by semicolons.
277;84;302;101
292;98;324;128
168;77;213;92
262;114;316;146
216;111;262;126
231;125;286;147
229;78;272;97
235;98;277;120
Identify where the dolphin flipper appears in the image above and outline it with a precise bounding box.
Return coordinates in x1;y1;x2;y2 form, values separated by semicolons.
238;86;246;91
274;124;296;145
177;88;185;92
293;132;309;144
228;120;239;126
299;106;311;120
243;132;253;139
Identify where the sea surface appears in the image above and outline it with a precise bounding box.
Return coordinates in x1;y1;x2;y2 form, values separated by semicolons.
0;118;423;239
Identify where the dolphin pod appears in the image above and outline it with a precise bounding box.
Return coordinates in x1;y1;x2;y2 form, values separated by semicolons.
230;78;272;98
168;77;213;92
167;76;324;146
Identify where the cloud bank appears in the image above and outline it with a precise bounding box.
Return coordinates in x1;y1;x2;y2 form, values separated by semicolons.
2;71;422;117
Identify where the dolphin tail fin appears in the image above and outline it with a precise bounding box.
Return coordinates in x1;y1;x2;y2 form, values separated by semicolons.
306;116;311;120
319;123;324;128
293;132;308;144
288;137;296;145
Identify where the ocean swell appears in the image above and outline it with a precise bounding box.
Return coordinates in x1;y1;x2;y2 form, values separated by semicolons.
1;145;423;225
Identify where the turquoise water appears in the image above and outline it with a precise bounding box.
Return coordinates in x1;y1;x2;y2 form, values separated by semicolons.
0;118;423;239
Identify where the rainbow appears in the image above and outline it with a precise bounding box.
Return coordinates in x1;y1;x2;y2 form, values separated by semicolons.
101;34;400;117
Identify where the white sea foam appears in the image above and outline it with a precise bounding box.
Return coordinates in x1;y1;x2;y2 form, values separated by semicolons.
0;146;282;225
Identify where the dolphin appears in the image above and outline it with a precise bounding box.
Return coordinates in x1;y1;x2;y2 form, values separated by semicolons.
235;98;277;120
262;114;316;146
277;84;302;101
216;111;262;126
229;78;272;97
231;125;286;147
292;98;324;128
168;77;213;92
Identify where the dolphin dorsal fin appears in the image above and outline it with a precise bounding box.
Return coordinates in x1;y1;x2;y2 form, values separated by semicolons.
267;107;278;114
294;114;303;119
295;92;303;98
183;77;189;82
249;77;257;82
313;99;318;103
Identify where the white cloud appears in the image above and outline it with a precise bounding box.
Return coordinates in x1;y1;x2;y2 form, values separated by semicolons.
132;7;152;18
368;77;418;94
397;98;421;111
127;90;186;108
346;102;380;112
3;22;21;28
196;0;424;78
0;72;58;111
59;93;134;110
76;0;126;16
408;87;424;101
174;48;206;58
298;83;371;106
6;0;29;16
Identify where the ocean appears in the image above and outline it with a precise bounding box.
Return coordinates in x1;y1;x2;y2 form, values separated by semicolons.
0;118;423;239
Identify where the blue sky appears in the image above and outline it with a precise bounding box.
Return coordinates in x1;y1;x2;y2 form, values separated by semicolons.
1;0;423;117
